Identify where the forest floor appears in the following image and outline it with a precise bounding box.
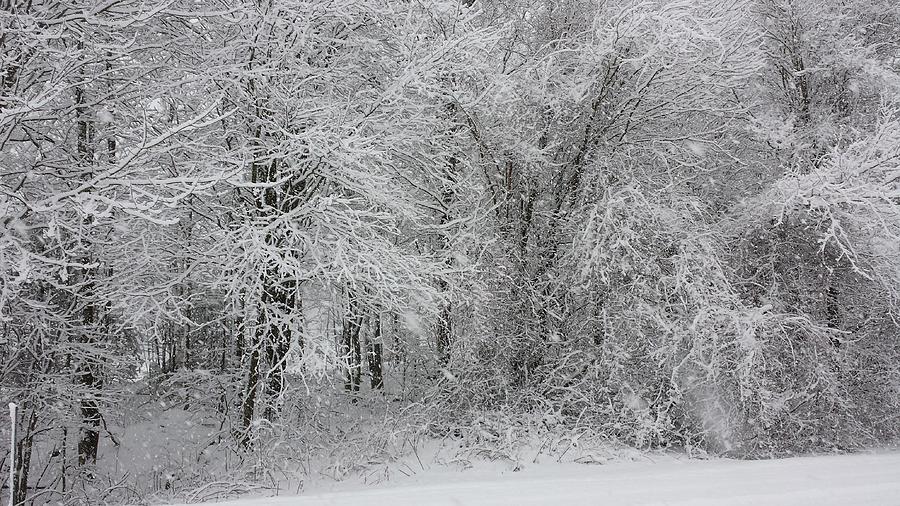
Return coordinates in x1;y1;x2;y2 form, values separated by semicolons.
170;450;900;505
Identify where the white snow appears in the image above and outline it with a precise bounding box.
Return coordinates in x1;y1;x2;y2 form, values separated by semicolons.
172;451;900;506
97;109;115;123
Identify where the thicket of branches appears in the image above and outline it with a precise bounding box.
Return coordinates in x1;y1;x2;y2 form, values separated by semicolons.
1;0;899;503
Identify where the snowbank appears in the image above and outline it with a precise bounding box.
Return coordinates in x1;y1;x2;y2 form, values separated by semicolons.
171;451;900;505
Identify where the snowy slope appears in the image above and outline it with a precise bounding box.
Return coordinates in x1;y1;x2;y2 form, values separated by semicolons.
173;451;900;505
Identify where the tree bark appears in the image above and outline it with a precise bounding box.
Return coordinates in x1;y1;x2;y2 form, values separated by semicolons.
239;345;260;447
342;291;362;393
368;311;384;390
74;78;102;468
12;407;36;506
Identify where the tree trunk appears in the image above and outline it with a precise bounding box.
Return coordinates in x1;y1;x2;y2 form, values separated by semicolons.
76;379;101;466
73;76;103;468
261;272;296;420
12;407;36;506
435;181;454;364
436;298;451;364
825;282;841;349
76;293;102;465
342;291;362;393
239;297;266;446
239;345;260;447
76;269;103;467
262;316;289;420
368;311;384;390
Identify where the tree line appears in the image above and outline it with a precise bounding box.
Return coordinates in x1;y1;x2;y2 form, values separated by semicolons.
1;0;899;503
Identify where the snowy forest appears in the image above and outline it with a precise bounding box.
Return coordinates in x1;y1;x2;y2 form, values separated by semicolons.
2;0;900;504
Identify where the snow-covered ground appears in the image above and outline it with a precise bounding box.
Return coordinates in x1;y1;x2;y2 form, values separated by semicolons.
173;451;900;505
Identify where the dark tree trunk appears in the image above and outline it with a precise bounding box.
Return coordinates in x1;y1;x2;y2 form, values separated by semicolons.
77;291;102;466
239;345;260;447
259;268;297;420
60;426;67;494
11;407;36;506
434;99;462;365
368;311;384;390
76;284;102;464
435;175;455;364
350;325;361;392
436;297;451;364
262;312;290;420
825;282;841;349
235;299;245;365
76;374;101;466
342;291;362;393
74;76;103;467
183;304;192;370
239;295;267;446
